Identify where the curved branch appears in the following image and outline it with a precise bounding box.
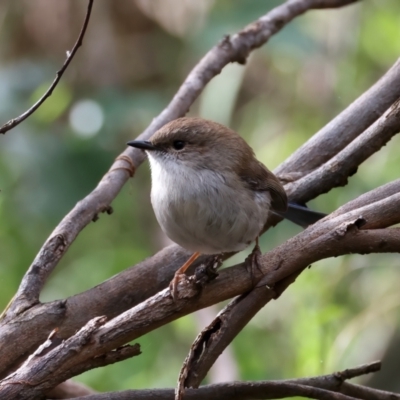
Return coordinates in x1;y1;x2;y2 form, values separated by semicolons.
80;383;359;400
0;0;94;134
179;193;400;388
1;361;390;400
0;179;399;378
3;0;359;320
0;0;397;398
68;379;400;400
285;98;400;202
73;362;393;400
275;56;400;179
330;179;400;216
1;198;399;395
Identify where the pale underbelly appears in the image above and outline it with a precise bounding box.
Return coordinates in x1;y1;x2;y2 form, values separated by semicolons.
153;187;270;254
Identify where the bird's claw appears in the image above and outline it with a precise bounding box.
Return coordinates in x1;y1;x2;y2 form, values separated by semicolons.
170;255;222;300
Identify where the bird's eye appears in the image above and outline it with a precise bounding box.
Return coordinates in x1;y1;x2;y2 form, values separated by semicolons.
172;140;186;150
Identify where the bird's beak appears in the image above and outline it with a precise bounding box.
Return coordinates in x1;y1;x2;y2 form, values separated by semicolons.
127;140;157;151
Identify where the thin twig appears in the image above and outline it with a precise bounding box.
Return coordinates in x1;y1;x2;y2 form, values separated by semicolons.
0;0;94;134
339;381;400;400
79;383;360;400
48;362;395;400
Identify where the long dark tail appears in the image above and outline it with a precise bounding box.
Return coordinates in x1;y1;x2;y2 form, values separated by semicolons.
276;202;326;228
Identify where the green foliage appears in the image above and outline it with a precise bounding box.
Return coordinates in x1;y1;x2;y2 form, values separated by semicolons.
30;82;72;124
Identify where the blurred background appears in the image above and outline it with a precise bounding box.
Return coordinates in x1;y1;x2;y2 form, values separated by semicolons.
0;0;400;393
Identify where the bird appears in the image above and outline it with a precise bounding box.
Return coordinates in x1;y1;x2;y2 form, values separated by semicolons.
127;117;325;298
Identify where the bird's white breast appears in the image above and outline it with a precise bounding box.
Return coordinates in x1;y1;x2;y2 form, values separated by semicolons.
147;153;271;254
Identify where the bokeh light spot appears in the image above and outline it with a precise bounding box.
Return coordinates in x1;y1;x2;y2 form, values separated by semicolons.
69;99;104;138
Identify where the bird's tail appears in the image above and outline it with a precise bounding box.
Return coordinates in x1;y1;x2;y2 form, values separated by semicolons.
275;202;326;228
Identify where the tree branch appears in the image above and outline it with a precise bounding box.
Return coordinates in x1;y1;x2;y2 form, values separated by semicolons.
1;192;399;396
52;362;399;400
2;0;360;320
275;56;400;179
79;383;360;400
2;1;399;397
0;0;94;135
0;318;140;400
46;380;97;399
1;177;399;379
285;97;400;202
178;192;400;389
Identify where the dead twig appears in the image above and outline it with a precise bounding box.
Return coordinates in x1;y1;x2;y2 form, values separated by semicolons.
54;362;396;400
0;0;94;135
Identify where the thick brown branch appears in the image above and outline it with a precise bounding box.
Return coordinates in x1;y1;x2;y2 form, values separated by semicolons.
178;188;400;392
1;202;399;396
285;98;400;202
3;0;359;320
0;318;140;399
275;56;400;179
0;181;399;379
0;0;94;135
62;344;141;383
180;195;400;388
0;246;202;378
2;0;396;393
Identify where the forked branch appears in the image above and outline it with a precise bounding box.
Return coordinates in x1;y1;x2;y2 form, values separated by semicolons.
2;0;360;320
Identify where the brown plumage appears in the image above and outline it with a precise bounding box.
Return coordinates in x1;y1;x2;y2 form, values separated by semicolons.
149;117;288;214
127;117;325;299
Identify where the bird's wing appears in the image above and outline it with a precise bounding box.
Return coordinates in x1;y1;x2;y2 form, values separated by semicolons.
239;159;288;213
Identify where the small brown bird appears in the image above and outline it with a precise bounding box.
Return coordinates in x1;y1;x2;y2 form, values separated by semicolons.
128;118;325;298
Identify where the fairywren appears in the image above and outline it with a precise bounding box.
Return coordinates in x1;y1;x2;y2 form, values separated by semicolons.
128;118;325;298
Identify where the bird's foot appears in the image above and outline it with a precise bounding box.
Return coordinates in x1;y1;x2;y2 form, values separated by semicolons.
170;254;222;300
170;272;194;300
170;252;201;300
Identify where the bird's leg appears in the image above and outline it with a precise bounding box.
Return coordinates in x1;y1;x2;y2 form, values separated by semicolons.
244;237;263;287
170;251;200;300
